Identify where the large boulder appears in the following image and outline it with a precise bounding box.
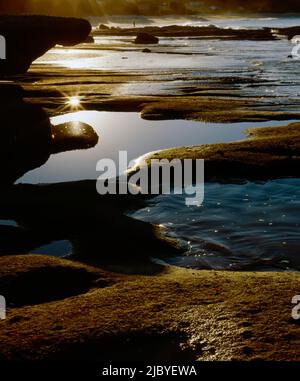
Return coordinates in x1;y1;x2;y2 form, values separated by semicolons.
84;35;95;43
0;15;91;75
98;24;110;30
134;33;159;44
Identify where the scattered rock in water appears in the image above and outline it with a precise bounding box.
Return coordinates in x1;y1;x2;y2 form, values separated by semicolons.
51;121;99;154
0;15;91;75
142;48;152;53
276;25;300;40
134;33;159;44
98;24;110;30
84;35;95;43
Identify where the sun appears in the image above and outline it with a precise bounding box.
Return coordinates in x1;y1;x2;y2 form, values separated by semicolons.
55;93;85;114
67;96;81;108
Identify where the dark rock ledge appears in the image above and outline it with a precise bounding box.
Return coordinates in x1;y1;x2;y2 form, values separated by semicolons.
0;15;91;75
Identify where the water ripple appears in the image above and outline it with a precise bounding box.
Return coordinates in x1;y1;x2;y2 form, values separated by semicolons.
132;179;300;272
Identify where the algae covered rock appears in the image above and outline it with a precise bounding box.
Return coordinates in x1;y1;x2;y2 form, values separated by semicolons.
135;33;159;44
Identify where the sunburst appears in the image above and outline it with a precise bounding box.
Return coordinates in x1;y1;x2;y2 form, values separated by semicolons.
67;96;81;108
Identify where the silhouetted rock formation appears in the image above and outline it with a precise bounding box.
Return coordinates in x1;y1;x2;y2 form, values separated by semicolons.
0;15;91;75
0;87;52;185
134;33;159;44
95;25;276;41
274;26;300;40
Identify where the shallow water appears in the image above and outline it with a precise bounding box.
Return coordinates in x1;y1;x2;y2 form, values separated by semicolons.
24;16;300;269
131;179;300;272
16;110;300;271
31;14;300;103
32;241;72;257
35;33;300;105
17;178;300;271
19;111;289;184
0;220;18;227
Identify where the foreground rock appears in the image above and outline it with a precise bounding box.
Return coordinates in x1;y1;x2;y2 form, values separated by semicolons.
134;33;159;44
0;255;112;307
0;15;91;75
0;255;299;361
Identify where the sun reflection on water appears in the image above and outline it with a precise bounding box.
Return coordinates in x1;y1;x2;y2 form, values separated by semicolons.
69;121;84;136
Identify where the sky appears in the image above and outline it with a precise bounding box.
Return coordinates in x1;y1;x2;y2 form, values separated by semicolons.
0;1;300;16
